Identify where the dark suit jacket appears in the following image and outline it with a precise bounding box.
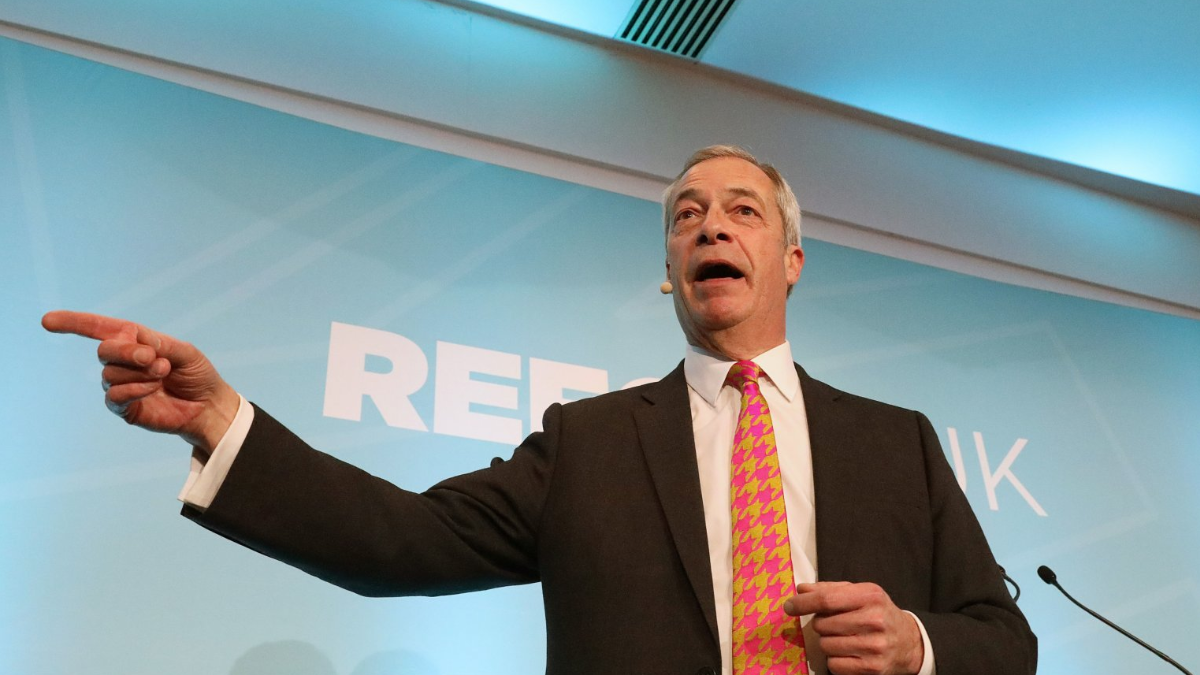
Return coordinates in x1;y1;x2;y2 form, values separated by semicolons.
185;363;1036;675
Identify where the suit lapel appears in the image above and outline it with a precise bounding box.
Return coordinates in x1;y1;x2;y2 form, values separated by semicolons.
798;365;853;583
633;363;720;648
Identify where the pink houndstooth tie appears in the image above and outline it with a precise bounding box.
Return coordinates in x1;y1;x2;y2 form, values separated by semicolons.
728;360;808;675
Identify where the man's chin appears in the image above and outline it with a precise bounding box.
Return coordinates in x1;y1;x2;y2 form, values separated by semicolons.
688;302;750;333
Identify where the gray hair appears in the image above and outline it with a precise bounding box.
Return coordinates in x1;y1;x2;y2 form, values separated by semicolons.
661;144;802;247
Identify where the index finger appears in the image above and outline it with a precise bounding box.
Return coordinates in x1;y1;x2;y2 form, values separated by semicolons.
42;311;138;341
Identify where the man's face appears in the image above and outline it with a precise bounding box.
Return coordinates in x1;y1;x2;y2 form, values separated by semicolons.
665;157;804;349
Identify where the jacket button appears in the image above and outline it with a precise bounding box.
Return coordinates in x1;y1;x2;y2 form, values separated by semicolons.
695;668;717;675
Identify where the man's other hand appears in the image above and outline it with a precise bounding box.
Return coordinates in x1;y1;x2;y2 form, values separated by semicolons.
784;581;924;675
42;310;240;454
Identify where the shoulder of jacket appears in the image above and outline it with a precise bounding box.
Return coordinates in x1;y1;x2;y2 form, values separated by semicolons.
557;381;653;416
802;368;923;422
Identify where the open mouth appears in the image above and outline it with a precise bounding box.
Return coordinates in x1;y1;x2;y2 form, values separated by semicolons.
694;261;746;283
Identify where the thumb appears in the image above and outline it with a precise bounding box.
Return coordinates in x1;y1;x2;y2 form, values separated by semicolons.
137;325;200;367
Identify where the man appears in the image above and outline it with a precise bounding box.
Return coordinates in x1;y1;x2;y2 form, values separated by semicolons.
43;145;1036;675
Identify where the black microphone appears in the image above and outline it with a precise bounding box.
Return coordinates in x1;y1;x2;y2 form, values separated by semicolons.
1038;565;1193;675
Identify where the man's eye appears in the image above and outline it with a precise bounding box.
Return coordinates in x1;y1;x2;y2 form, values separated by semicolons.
675;210;696;221
736;205;758;217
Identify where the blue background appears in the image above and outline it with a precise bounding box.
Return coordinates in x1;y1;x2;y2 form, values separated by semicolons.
2;38;1198;673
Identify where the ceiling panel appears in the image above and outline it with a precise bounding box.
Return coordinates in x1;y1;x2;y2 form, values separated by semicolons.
468;0;636;36
700;0;1200;196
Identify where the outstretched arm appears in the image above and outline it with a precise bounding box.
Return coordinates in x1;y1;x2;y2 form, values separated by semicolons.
44;309;551;596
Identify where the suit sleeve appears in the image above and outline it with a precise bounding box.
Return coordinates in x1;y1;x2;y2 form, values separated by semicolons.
909;411;1038;674
182;402;559;597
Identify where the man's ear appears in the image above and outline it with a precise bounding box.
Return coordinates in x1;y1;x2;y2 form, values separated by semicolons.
785;245;804;286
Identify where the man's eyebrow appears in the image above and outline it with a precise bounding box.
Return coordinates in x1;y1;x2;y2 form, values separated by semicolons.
723;186;766;204
672;186;764;210
672;187;703;210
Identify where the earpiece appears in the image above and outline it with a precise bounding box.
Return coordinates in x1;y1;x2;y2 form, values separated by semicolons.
660;281;674;294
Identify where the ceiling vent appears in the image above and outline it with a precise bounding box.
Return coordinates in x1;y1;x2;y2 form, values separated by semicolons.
618;0;740;60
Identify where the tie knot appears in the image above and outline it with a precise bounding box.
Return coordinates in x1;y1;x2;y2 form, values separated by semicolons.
724;360;762;393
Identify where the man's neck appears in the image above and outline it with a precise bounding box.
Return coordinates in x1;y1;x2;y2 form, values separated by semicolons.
687;325;787;361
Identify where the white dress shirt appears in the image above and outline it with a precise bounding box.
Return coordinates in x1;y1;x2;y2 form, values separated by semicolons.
181;343;934;674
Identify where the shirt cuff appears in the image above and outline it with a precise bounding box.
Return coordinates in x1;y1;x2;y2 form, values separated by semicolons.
177;394;254;511
904;611;937;675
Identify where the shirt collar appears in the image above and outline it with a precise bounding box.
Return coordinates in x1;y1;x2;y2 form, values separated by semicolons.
684;340;800;406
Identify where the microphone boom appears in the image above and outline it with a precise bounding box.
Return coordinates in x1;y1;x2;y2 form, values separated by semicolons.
1037;565;1193;675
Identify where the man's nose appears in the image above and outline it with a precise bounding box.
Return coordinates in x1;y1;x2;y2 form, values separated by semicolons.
695;212;732;245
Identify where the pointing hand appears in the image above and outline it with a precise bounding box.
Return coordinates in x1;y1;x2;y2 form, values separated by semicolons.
42;310;240;453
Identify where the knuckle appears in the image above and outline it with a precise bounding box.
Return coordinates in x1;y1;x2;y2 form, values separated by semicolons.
814;594;833;613
106;393;138;422
104;392;124;414
826;657;859;675
865;633;886;654
99;340;136;365
101;366;125;389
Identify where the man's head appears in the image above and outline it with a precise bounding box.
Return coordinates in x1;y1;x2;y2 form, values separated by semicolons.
661;145;804;358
